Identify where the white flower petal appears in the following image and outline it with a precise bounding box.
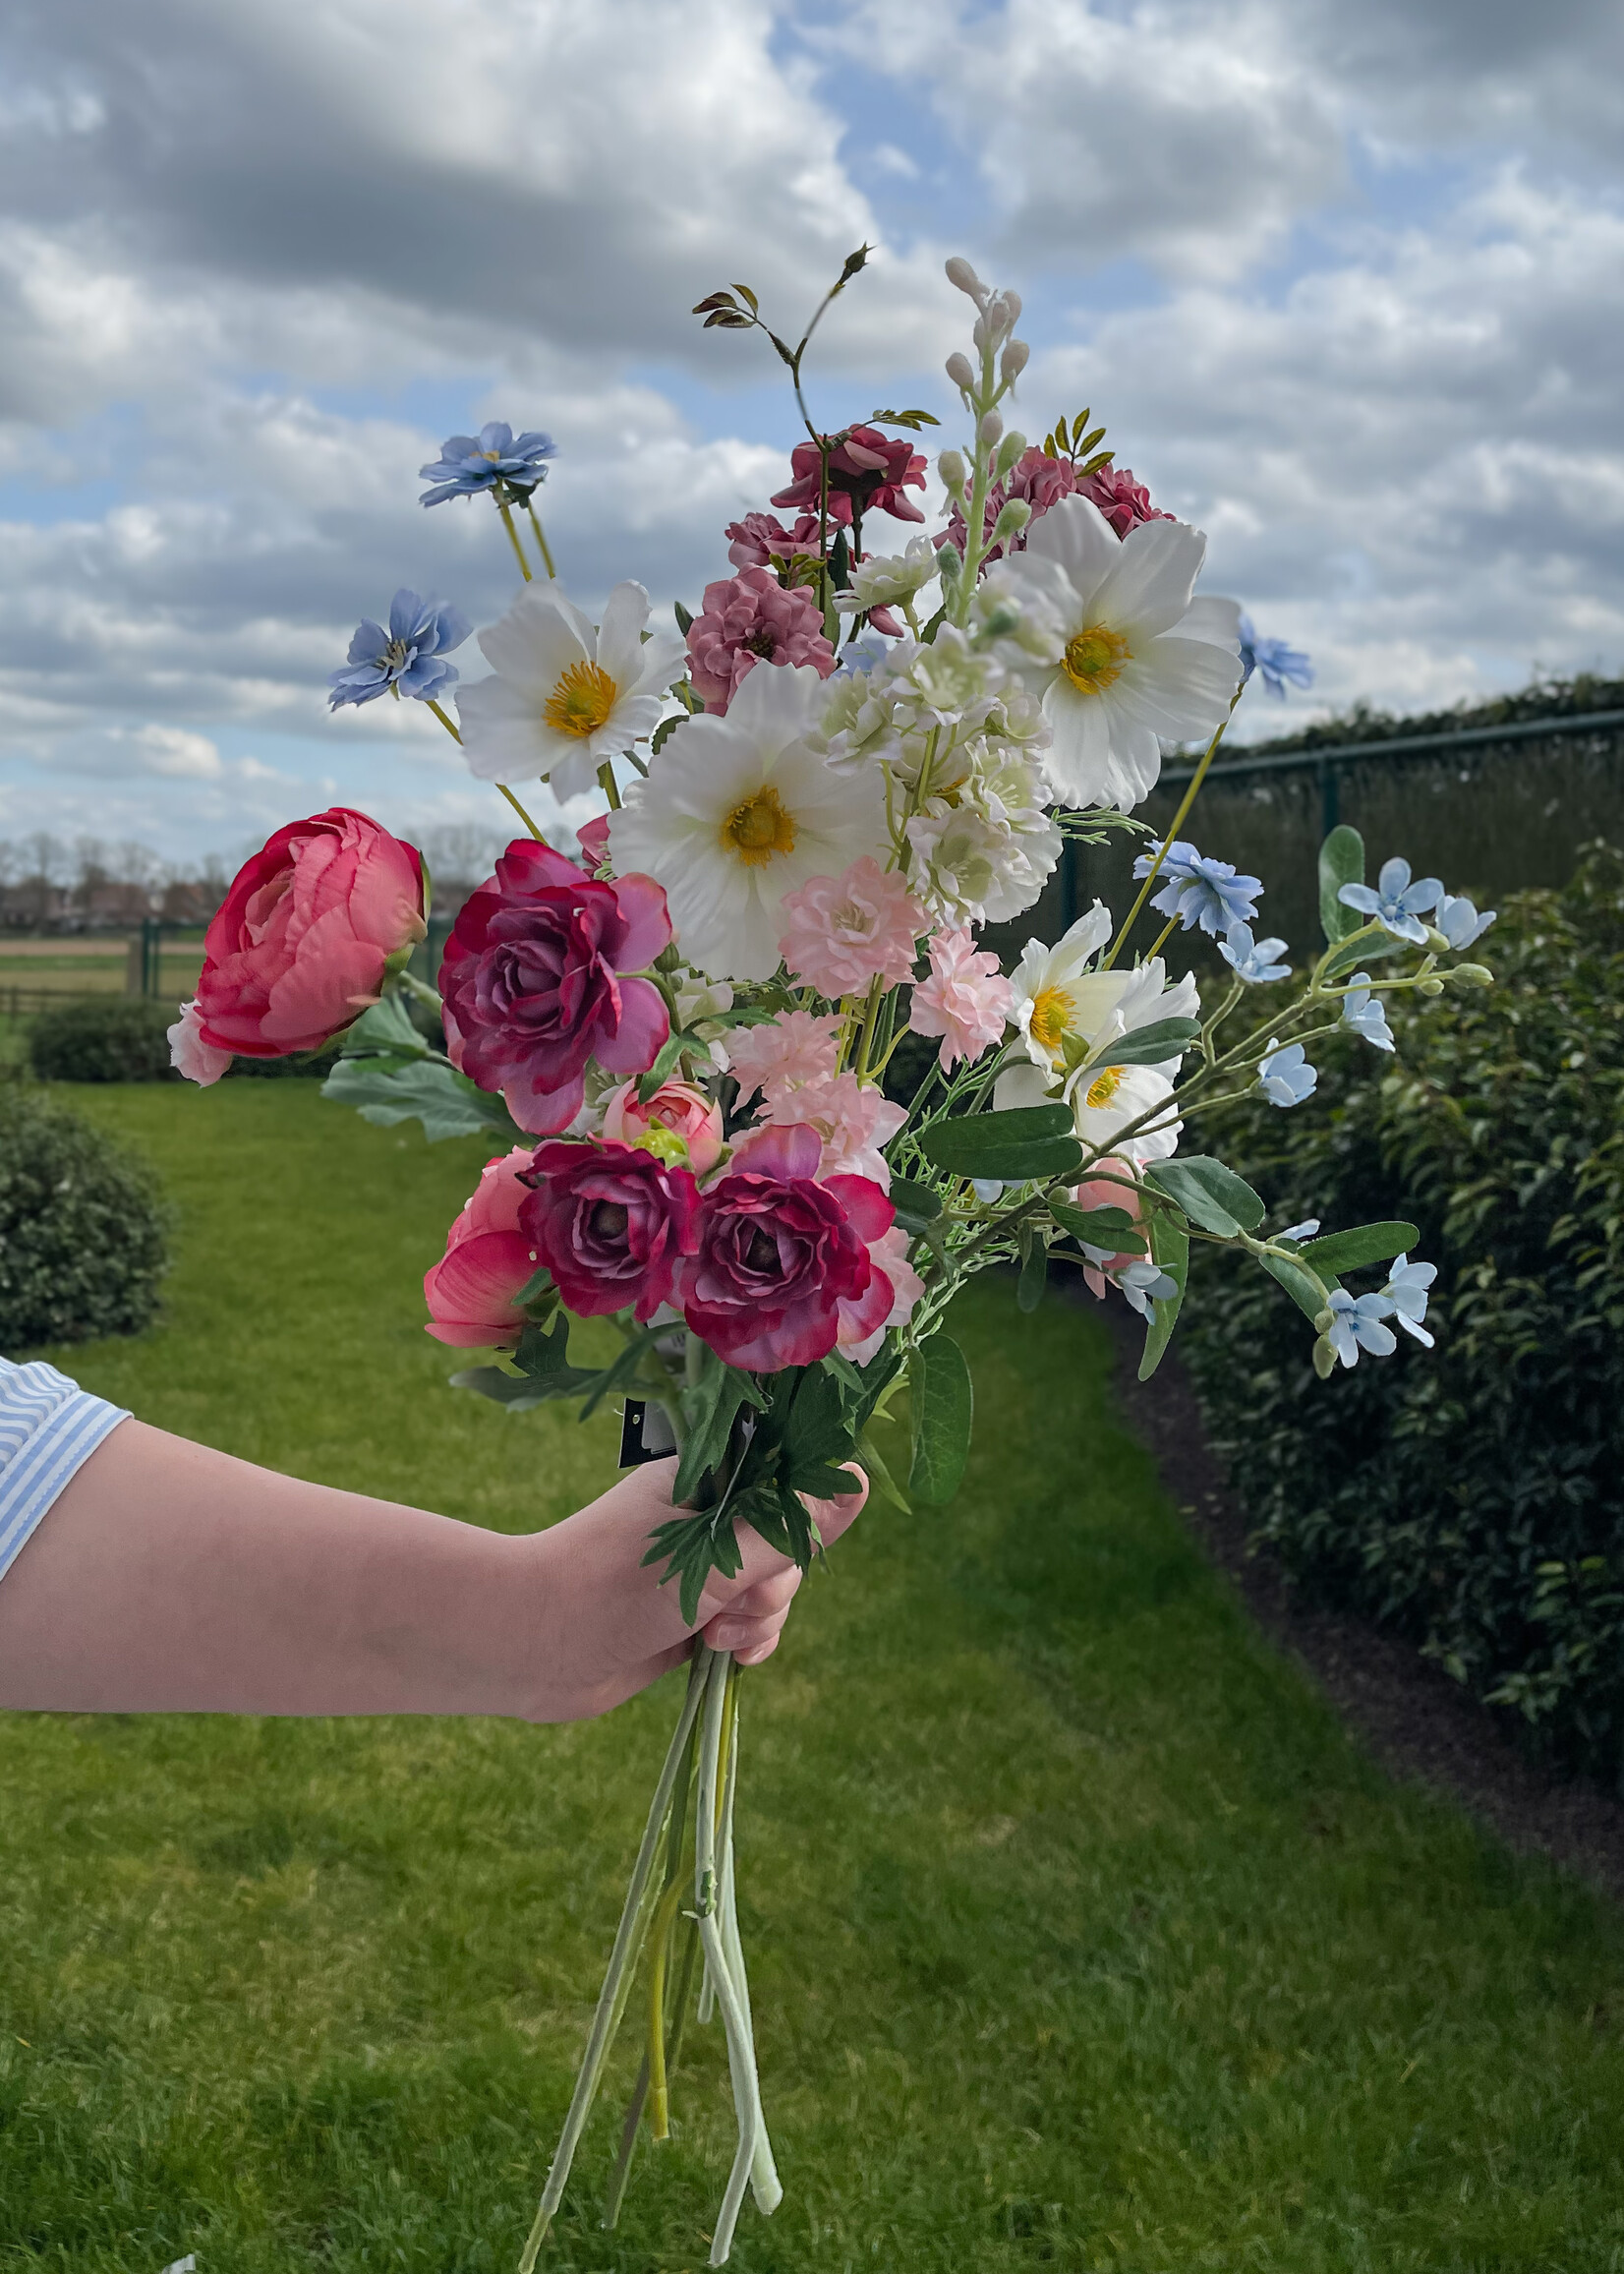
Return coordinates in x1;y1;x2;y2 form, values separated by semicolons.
455;674;565;782
1041;677;1119;806
1111;633;1241;740
594;580;653;688
1090;518;1208;643
477;584;589;686
1021;495;1120;612
1180;595;1244;653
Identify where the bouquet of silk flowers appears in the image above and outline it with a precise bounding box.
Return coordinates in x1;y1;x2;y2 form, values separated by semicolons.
169;249;1495;2266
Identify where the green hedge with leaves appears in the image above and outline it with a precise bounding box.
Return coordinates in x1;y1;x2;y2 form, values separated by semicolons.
29;997;179;1082
0;1089;169;1351
1180;844;1624;1778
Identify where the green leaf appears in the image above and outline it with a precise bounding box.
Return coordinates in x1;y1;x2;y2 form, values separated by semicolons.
1318;824;1365;944
867;406;941;431
1016;1223;1048;1313
672;1349;759;1506
907;1335;973;1505
449;1315;600;1408
889;1175;944;1235
856;1429;912;1514
339;992;431;1060
1259;1249;1336;1320
637;1028;689;1104
777;1365;860;1504
1321;929;1408;983
1144;1156;1266;1238
641;1505;745;1626
673;599;694;634
578;1328;666;1423
1080;1017;1202;1071
321;1056;525;1144
1137;1212;1189;1381
1299;1221;1420;1275
1048;1198;1147;1254
651;711;683;755
918;1103;1082;1183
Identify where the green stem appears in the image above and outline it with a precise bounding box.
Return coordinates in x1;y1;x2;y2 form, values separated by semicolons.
598;761;623;812
1099;703;1236;971
693;1652;769;2267
525;496;557;579
430;692;544;840
496;495;533;582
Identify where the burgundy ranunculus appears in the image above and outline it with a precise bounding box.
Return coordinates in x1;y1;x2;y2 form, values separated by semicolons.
439;838;670;1135
673;1123;896;1370
685;567;837;713
519;1140;701;1321
771;426;927;528
1076;463;1174;541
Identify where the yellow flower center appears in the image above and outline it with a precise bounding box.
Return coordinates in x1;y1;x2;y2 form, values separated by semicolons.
544;660;617;738
1027;984;1074;1057
721;784;797;867
1083;1064;1126;1111
1061;623;1131;695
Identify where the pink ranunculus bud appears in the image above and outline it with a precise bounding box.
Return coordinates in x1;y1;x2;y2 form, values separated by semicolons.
1066;1157;1148;1299
771;426;928;528
674;1122;894;1370
908;925;1014;1073
438;838;671;1136
684;567;837;714
724;1009;841;1107
724;511;823;570
778;856;925;999
765;1070;905;1190
167;998;234;1086
183;806;427;1069
423;1147;540;1348
518;1139;702;1322
602;1077;725;1174
1076;464;1174;541
575;814;613;875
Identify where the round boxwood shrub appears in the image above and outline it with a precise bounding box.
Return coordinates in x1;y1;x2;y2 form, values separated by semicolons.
0;1089;169;1351
29;996;179;1083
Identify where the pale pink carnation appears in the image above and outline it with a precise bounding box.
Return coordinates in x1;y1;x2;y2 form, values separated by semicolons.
779;856;925;998
725;1009;841;1107
908;926;1013;1073
841;1223;924;1365
686;566;837;713
725;512;823;570
767;1070;905;1190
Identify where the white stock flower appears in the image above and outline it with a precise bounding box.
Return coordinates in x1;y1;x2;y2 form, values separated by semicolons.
906;800;1058;925
817;667;904;773
835;535;941;613
1010;909;1198;1078
608;663;885;982
980;496;1242;810
456;580;685;800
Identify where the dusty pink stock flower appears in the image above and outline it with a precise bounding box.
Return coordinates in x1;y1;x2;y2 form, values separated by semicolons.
602;1077;725;1173
519;1138;702;1322
908;926;1014;1072
772;426;927;527
685;567;837;713
766;1070;905;1190
1076;464;1174;541
423;1147;538;1349
725;511;823;569
724;1009;841;1106
778;856;925;997
167;999;234;1086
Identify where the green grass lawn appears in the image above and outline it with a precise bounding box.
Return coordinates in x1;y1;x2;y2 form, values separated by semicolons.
4;1082;1624;2273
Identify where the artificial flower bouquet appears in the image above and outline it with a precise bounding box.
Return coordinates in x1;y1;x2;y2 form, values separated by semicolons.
170;249;1494;2266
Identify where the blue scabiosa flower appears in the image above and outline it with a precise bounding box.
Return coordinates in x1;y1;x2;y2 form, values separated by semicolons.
1219;920;1291;984
1323;1288;1397;1368
1435;892;1496;950
1383;1253;1436;1346
1341;973;1395;1052
1133;838;1263;937
1258;1037;1317;1107
1238;613;1313;699
419;422;556;507
327;590;472;710
1338;855;1443;945
1118;1257;1179;1317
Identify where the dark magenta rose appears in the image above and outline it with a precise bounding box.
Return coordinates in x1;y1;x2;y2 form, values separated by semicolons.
673;1123;895;1370
439;838;670;1135
771;425;926;528
519;1140;702;1322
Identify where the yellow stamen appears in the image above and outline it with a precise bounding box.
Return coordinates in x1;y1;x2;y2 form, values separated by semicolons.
1027;984;1073;1058
544;660;617;738
1061;623;1131;695
1083;1064;1125;1111
721;784;797;866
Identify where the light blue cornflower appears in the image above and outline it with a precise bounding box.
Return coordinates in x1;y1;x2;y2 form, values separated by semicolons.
1277;1218;1321;1242
327;590;472;710
1338;855;1443;945
1323;1288;1397;1368
1118;1258;1179;1317
1239;612;1314;699
1258;1038;1317;1108
1133;838;1263;937
1341;973;1395;1053
1435;892;1496;951
1219;920;1292;984
1382;1253;1436;1346
419;421;556;506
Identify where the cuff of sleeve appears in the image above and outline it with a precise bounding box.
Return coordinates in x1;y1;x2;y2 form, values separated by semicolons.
0;1378;131;1585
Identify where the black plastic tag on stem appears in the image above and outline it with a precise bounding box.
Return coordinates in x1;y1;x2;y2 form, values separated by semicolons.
619;1399;678;1469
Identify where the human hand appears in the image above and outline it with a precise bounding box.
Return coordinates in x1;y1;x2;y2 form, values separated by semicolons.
523;1458;868;1722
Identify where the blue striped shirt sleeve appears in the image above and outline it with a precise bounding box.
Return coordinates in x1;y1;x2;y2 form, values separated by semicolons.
0;1357;130;1586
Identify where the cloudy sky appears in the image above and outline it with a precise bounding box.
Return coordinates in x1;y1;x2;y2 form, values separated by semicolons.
1;0;1620;866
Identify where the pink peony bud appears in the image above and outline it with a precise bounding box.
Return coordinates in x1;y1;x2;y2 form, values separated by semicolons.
602;1077;725;1174
423;1148;540;1348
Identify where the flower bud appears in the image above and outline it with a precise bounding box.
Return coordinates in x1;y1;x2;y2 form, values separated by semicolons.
937;446;967;494
1000;288;1022;325
1451;962;1494;987
1313;1309;1335;1335
1312;1334;1337;1381
945;255;986;304
1418;977;1444;996
978;410;1003;447
945;350;975;392
991;498;1031;542
1001;338;1030;384
994;430;1027;479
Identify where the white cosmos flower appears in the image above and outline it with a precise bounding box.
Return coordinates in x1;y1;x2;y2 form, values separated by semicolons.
456;579;685;800
1010;906;1199;1078
608;663;886;982
980;496;1242;810
994;1056;1182;1166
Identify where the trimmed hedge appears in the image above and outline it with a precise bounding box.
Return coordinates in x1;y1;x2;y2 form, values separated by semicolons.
0;1089;169;1350
29;996;178;1082
1181;844;1624;1779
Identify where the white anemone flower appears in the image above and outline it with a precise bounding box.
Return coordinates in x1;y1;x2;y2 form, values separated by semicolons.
608;663;886;981
456;579;685;800
994;1056;1182;1166
981;496;1242;810
1009;909;1199;1079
